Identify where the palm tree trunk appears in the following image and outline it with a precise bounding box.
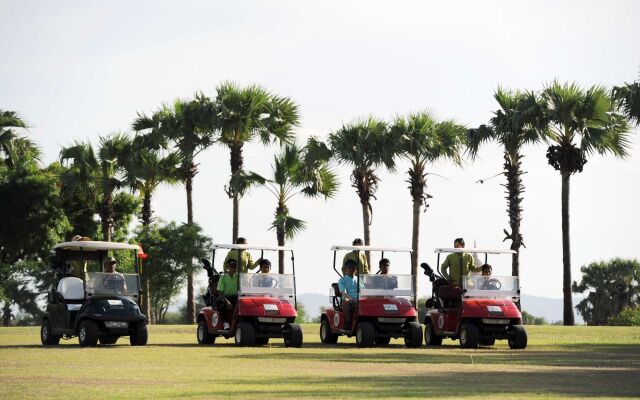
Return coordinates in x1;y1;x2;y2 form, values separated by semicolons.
411;197;421;302
561;170;574;326
100;195;113;242
230;144;243;242
276;200;286;274
361;201;371;267
504;152;525;310
141;190;152;322
185;169;195;325
1;301;11;327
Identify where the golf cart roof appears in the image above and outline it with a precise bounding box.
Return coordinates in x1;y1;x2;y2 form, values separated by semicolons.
434;248;516;255
212;244;293;251
331;245;413;253
53;241;140;252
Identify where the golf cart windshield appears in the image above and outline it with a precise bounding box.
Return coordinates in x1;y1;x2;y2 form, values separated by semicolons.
85;272;140;299
360;274;414;297
462;276;519;299
238;273;295;299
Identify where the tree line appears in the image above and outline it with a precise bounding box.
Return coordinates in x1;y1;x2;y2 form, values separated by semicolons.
1;79;638;326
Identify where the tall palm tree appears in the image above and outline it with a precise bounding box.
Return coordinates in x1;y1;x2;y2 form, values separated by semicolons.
133;96;216;324
214;82;299;242
392;111;467;297
467;89;546;281
122;133;181;320
329;117;396;263
264;142;338;272
0;110;37;169
60;133;131;242
540;81;632;326
613;80;640;125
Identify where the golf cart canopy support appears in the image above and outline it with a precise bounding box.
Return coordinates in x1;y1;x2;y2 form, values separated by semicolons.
434;248;516;254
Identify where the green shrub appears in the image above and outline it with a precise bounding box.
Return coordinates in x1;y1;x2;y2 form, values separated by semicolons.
609;306;640;326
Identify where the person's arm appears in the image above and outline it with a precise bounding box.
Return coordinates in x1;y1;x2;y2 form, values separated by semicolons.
247;253;259;271
468;254;482;273
360;253;369;274
338;278;352;301
341;253;350;275
216;276;226;296
222;252;232;273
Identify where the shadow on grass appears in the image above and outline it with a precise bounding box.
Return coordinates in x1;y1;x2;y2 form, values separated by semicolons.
222;343;640;368
175;370;640;398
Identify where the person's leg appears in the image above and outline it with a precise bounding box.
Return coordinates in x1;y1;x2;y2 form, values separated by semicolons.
343;300;352;328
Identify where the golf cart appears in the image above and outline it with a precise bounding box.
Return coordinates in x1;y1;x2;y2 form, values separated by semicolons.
196;244;303;347
40;241;148;347
421;248;527;349
319;245;422;348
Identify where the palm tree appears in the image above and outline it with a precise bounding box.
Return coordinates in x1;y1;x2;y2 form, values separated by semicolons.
264;142;338;272
539;81;632;326
213;82;299;242
329;117;396;263
613;80;640;125
122;133;181;320
392;111;467;297
467;89;546;281
133;96;216;324
60;133;131;242
0;110;37;169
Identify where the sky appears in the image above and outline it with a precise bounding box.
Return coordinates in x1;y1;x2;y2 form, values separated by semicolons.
1;0;639;306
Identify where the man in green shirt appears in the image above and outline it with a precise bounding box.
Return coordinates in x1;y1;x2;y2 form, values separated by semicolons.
216;260;239;327
223;237;260;273
341;238;369;275
441;238;481;286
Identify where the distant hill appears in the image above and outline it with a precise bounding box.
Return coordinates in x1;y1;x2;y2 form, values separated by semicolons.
298;292;585;324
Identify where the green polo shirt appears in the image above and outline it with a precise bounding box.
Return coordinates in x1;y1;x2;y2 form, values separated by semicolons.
223;250;259;273
216;274;239;296
341;251;370;274
441;253;481;285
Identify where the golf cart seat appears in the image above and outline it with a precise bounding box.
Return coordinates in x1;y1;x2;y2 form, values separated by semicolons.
331;283;343;311
57;277;84;310
438;285;463;300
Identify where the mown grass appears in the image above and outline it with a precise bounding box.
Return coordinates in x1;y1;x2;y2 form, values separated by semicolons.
1;324;639;399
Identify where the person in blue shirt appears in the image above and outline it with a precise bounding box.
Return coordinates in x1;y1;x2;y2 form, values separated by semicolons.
339;260;359;327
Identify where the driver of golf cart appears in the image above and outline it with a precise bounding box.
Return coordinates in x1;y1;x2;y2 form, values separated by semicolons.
368;258;398;289
223;237;260;273
339;260;359;325
440;238;482;286
102;257;127;292
215;259;239;321
253;259;277;288
341;238;369;275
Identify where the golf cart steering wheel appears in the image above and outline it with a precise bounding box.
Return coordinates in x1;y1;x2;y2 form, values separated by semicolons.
251;273;278;288
483;278;502;290
103;274;126;293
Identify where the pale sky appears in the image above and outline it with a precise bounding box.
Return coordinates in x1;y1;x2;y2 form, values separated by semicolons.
1;1;639;304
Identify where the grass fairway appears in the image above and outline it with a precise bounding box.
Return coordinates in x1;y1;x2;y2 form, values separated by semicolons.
1;324;639;399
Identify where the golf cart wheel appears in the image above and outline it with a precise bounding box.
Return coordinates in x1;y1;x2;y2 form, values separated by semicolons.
40;319;61;346
197;320;216;345
424;320;443;346
375;337;391;345
355;322;375;348
130;323;148;346
78;320;99;347
284;323;303;348
99;336;118;345
508;325;528;349
320;319;338;344
459;323;480;349
404;321;423;348
479;337;496;346
235;322;256;347
255;337;269;345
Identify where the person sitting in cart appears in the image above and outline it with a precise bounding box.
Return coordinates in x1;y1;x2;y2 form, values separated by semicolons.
369;259;398;289
339;260;359;326
102;257;127;293
216;259;239;322
253;259;277;288
440;238;482;286
341;238;369;275
223;237;261;273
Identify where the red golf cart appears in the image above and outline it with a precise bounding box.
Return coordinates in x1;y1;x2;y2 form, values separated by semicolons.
319;245;422;348
421;248;527;349
196;244;303;347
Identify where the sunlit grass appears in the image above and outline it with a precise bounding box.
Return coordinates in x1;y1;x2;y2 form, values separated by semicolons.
1;325;639;399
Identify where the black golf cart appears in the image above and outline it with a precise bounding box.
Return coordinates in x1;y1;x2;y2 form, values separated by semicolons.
40;240;148;347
